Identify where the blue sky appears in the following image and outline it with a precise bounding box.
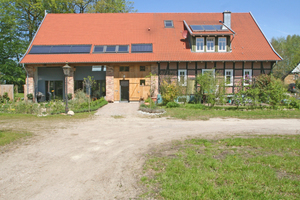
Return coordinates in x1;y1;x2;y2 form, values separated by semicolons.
133;0;300;41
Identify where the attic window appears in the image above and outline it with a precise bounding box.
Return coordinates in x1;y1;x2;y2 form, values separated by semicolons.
93;45;129;53
131;44;153;53
29;45;91;54
164;20;174;28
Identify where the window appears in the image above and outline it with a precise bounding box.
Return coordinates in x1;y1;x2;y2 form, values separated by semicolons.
164;20;174;28
202;69;215;76
120;66;129;72
140;79;145;86
196;37;204;52
140;66;145;71
106;45;117;53
118;45;129;53
131;44;153;53
244;69;252;85
206;38;215;52
225;69;233;86
218;37;226;52
178;69;187;86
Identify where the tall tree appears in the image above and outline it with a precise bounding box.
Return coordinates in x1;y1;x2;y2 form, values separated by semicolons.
271;34;300;78
0;0;26;88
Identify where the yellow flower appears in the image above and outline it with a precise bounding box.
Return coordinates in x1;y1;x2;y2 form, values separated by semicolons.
51;90;54;92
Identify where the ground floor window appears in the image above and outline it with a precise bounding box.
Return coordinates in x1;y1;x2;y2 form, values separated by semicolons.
45;81;63;101
225;69;233;86
74;80;106;99
244;69;252;85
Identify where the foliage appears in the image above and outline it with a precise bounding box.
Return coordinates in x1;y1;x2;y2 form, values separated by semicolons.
141;135;300;199
166;101;180;108
67;93;73;100
196;72;226;107
27;93;33;100
271;35;300;78
160;79;182;104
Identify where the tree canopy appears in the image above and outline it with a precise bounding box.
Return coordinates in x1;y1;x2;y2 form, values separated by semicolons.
0;0;136;90
271;34;300;78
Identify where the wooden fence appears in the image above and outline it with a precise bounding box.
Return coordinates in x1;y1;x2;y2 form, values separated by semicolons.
0;84;14;100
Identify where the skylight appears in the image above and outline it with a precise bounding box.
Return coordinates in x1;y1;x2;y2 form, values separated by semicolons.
29;45;91;54
131;44;153;53
164;20;174;28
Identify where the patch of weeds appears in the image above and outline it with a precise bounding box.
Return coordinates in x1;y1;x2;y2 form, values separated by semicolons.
0;129;32;146
141;135;300;199
111;115;125;119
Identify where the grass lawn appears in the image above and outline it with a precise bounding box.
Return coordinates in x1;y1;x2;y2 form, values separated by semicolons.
14;93;24;99
163;107;300;120
141;135;300;199
0;130;31;146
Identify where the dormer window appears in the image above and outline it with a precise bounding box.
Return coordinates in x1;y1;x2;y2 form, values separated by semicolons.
206;38;215;52
218;37;226;52
196;37;204;52
164;20;174;28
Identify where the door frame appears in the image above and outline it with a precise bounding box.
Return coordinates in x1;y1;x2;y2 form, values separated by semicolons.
119;80;129;102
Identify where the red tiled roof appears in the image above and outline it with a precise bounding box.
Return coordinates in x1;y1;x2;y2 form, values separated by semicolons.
20;12;281;64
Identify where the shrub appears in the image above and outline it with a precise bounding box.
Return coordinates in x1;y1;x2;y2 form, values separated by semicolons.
27;93;33;100
67;93;73;100
166;102;180;108
160;79;182;104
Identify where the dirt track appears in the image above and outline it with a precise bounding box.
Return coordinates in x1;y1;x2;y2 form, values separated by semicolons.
0;103;299;200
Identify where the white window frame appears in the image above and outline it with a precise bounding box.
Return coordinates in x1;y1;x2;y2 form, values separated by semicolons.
243;69;252;85
225;69;233;86
196;37;204;52
178;69;187;86
206;38;215;52
218;37;226;52
202;69;215;76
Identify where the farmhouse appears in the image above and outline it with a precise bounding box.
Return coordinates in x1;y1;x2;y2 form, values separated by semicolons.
20;11;282;102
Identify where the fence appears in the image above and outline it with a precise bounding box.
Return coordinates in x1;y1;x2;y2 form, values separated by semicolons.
0;84;14;100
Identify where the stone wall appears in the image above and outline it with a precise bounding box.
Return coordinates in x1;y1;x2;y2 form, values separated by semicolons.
67;67;75;98
105;66;114;102
25;66;35;100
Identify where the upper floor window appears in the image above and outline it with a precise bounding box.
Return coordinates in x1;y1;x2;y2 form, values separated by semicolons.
218;37;226;52
196;37;204;52
120;66;129;72
206;38;215;52
140;66;145;71
178;69;187;86
202;69;215;76
164;20;174;28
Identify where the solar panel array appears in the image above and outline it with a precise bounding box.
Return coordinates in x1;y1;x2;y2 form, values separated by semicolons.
131;44;153;53
29;45;92;54
190;25;227;32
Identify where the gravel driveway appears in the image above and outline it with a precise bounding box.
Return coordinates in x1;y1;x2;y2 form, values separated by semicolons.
0;103;299;199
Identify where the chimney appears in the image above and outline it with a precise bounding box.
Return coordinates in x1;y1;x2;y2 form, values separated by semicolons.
223;11;231;28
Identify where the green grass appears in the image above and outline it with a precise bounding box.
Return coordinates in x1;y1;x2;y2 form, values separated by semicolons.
163;107;300;120
141;135;300;199
0;130;31;146
14;93;24;99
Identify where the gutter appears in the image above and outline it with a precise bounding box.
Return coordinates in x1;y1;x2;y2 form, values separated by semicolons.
249;12;283;60
19;11;48;63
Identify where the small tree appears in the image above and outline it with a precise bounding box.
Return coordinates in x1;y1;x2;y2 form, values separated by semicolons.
83;76;95;112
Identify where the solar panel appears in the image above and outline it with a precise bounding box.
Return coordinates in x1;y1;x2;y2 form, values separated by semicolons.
106;45;117;53
202;25;216;31
213;25;224;31
94;46;104;53
70;45;91;53
50;45;71;53
29;46;52;54
190;25;204;31
131;44;153;53
118;45;129;52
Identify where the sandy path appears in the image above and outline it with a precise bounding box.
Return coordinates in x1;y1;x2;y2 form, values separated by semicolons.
0;103;299;199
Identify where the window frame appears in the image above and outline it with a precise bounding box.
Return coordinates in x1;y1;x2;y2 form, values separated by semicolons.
224;69;233;86
178;69;187;86
196;37;204;52
164;20;174;28
243;69;252;85
206;37;215;52
202;69;215;76
218;37;227;52
120;66;129;72
140;66;145;71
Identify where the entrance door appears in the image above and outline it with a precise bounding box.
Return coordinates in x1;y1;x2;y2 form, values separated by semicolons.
120;80;129;102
